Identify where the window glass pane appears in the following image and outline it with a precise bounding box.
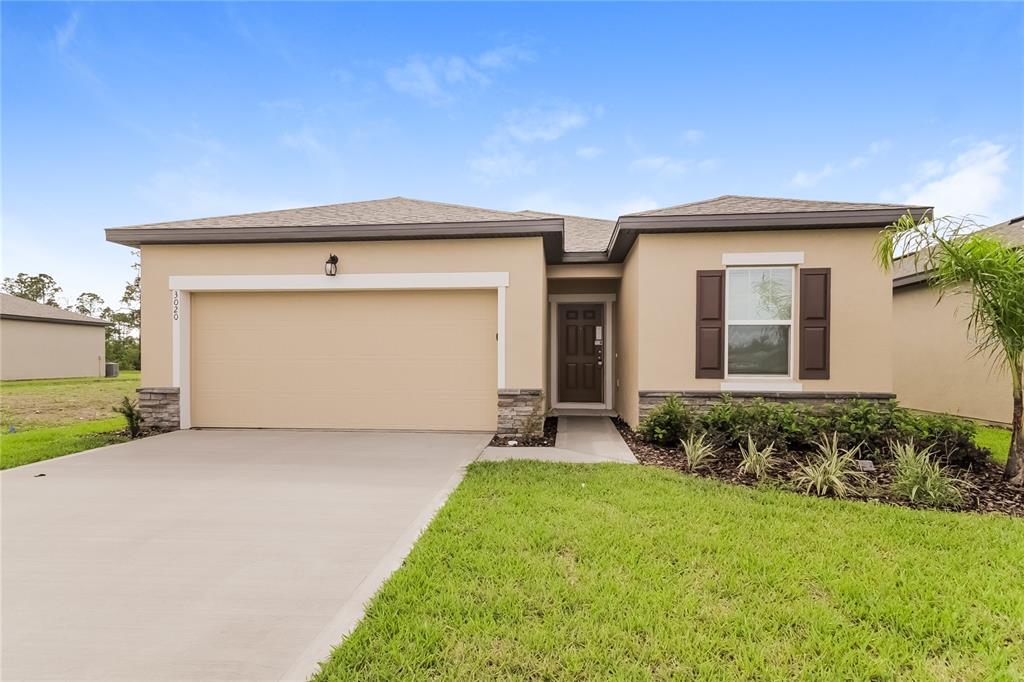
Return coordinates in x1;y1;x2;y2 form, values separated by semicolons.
728;325;789;375
727;268;792;321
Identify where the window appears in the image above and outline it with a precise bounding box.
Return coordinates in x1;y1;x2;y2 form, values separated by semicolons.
725;267;793;376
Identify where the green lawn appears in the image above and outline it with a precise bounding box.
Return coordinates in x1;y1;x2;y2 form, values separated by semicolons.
976;425;1012;465
0;417;128;469
0;372;138;469
315;462;1024;681
0;371;140;430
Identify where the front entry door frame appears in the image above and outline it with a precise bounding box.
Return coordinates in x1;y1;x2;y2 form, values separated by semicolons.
548;293;616;410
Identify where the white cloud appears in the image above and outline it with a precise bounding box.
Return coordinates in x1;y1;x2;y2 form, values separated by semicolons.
468;149;536;178
503;108;587;143
476;45;534;69
916;159;945;179
613;196;660;215
279;128;326;155
869;139;893;155
576;146;605;160
631;156;690;176
55;11;81;52
681;129;705;144
790;164;836;187
469;105;592;180
386;46;532;105
902;141;1011;218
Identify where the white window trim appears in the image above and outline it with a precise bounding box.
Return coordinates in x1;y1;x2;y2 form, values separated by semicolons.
722;265;797;388
722;251;804;266
548;293;616;410
170;272;510;430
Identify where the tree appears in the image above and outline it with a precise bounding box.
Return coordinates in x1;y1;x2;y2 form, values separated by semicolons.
74;292;106;318
877;212;1024;484
2;273;63;306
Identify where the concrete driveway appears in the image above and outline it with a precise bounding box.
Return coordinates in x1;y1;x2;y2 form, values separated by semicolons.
1;429;491;681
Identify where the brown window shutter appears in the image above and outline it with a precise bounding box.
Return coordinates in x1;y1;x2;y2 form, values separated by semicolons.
799;268;831;380
695;270;725;379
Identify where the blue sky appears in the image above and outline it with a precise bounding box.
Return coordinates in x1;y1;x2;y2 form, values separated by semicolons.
3;2;1022;306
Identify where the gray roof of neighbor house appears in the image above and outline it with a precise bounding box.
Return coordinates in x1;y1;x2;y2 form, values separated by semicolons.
0;293;108;327
893;215;1024;287
106;194;932;264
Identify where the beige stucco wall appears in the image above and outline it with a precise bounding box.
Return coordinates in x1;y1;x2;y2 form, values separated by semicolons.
615;245;642;425
1;319;105;380
894;284;1012;425
633;228;893;399
140;237;547;393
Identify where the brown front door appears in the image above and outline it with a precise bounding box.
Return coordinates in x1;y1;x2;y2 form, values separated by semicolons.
558;303;604;403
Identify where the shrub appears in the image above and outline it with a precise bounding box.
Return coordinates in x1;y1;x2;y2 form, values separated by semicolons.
738;435;777;479
680;432;717;471
113;396;144;438
890;440;965;507
792;433;867;498
898;412;985;468
638;395;693;446
700;397;820;452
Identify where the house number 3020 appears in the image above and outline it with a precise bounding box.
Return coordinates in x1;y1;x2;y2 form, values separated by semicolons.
172;291;179;321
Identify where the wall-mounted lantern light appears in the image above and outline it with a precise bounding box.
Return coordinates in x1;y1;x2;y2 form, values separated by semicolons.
325;254;339;277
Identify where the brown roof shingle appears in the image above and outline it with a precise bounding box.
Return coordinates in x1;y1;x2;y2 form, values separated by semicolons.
0;293;108;326
515;210;615;252
625;194;925;217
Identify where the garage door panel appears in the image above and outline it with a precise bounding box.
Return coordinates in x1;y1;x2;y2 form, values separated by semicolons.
190;290;497;431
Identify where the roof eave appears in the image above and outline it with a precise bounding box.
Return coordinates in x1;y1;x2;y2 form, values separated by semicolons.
0;313;110;327
106;218;568;264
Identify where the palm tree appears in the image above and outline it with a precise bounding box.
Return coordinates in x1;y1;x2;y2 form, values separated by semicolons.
877;212;1024;485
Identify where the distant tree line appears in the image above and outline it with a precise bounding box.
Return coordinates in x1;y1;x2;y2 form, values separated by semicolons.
2;252;141;370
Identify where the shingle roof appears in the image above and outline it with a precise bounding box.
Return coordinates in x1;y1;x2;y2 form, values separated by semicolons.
515;210;615;252
117;196;535;231
0;293;108;326
892;215;1024;284
625;194;925;217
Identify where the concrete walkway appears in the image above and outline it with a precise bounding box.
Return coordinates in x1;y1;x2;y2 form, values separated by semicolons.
479;416;637;464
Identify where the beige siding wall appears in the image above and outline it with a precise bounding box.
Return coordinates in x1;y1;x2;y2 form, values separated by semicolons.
615;245;642;425
633;228;892;400
140;237;548;393
1;319;105;380
894;284;1012;425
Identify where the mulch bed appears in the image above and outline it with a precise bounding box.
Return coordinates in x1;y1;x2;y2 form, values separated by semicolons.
489;417;558;447
613;418;1024;518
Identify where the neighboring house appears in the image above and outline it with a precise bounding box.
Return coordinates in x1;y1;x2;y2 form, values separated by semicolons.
105;195;928;434
892;215;1023;426
0;293;108;381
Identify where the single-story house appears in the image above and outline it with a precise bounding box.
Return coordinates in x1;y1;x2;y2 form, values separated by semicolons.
1;293;108;381
105;195;929;434
892;215;1023;426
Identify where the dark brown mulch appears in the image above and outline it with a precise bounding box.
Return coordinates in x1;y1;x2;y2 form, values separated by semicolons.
489;417;558;447
613;418;1024;518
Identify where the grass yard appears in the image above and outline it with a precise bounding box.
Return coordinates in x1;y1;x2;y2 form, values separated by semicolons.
315;462;1024;681
0;417;128;469
976;425;1012;465
0;372;139;469
0;371;140;430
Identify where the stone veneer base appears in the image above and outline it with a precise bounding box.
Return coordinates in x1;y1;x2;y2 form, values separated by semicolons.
497;389;545;437
137;387;181;433
638;390;897;422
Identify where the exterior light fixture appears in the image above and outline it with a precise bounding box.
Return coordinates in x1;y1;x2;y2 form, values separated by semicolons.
325;254;339;277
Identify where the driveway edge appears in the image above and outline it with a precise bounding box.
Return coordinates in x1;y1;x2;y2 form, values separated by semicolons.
277;446;482;681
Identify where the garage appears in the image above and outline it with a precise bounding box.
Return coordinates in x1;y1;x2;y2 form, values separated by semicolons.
189;289;498;431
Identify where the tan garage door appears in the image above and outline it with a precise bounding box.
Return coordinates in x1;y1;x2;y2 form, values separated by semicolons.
190;290;497;431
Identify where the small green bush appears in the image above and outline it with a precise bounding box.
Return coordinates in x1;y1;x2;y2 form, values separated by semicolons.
680;432;717;471
638;395;693;446
738;435;777;479
792;433;867;498
899;412;984;467
700;397;819;452
113;396;144;438
824;400;902;457
889;440;965;507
